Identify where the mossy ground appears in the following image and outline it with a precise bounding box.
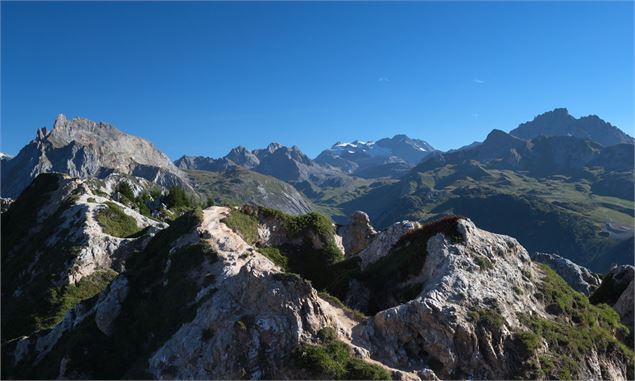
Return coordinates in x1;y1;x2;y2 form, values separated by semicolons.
292;327;391;380
223;209;259;244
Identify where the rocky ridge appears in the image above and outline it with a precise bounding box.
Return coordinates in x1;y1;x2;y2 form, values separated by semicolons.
1;173;166;341
5;202;633;380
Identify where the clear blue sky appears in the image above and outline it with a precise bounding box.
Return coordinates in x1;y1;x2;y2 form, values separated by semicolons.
2;1;633;159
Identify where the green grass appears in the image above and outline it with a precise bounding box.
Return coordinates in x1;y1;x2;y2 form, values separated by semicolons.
292;328;391;380
520;264;634;379
468;308;505;330
223;209;259;244
96;202;141;238
47;269;118;326
514;330;541;355
259;246;289;269
254;207;348;292
474;255;494;271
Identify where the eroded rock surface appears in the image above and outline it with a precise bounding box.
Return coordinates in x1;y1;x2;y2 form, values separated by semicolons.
531;251;601;295
1;114;191;198
338;211;378;255
355;220;421;269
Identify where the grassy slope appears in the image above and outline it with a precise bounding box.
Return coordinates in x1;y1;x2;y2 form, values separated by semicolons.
339;165;634;271
185;168;314;215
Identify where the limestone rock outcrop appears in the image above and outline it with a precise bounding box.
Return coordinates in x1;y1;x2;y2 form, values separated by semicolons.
338;211;378;255
355;220;421;269
531;252;601;295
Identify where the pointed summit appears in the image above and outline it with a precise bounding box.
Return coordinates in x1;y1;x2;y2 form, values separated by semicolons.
53;113;68;130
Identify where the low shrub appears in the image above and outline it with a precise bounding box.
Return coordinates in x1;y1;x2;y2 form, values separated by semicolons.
292;327;390;380
259;246;289;270
96;202;141;238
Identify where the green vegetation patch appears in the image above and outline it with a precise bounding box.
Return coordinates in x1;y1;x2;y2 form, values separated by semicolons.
259;246;289;269
513;330;541;355
468;308;505;330
293;328;391;380
474;255;494;271
252;207;354;294
96;202;142;238
520;264;634;379
46;269;118;327
223;209;259;244
165;185;195;209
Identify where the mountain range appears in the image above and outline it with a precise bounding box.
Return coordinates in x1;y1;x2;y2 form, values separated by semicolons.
2;108;633;271
1;107;634;380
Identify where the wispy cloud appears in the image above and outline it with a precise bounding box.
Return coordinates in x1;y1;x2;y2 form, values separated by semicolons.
472;78;485;84
377;77;390;82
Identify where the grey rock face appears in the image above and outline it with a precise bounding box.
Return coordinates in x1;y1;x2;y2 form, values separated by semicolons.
338;211;378;255
95;276;129;336
591;265;635;328
355;220;421;269
1;114;191;198
531;252;601;295
614;279;634;330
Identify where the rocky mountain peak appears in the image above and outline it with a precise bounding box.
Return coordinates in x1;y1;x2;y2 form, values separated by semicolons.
1;115;190;198
510;108;634;146
53;113;68;129
266;142;283;153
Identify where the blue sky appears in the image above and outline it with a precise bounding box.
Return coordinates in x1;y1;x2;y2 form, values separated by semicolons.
2;1;633;159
